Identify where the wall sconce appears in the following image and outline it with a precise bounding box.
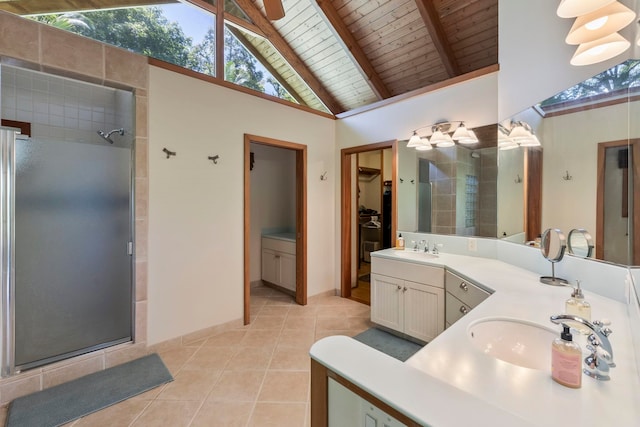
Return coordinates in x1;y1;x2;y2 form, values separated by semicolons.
405;121;478;151
557;0;636;66
498;121;541;150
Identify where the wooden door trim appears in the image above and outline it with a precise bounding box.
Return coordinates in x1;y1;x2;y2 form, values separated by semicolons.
596;138;640;264
244;134;307;325
340;140;397;299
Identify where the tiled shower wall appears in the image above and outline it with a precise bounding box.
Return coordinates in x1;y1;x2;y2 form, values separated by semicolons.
1;65;133;144
0;10;149;406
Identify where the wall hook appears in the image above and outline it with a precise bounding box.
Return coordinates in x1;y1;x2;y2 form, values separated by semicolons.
162;148;176;159
320;171;327;181
400;178;404;183
410;179;415;184
208;155;219;164
563;170;572;181
515;174;522;183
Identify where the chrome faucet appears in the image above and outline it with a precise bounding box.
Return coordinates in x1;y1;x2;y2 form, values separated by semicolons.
431;243;440;254
550;314;614;380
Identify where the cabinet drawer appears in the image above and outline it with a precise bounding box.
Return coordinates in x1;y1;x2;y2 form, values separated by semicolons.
446;292;471;325
262;237;296;254
445;271;490;308
372;257;444;287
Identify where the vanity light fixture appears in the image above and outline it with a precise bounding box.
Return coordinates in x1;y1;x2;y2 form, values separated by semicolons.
405;121;478;151
557;0;615;18
565;2;636;44
498;121;541;150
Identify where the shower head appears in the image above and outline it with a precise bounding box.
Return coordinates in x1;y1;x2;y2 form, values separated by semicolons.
96;128;125;144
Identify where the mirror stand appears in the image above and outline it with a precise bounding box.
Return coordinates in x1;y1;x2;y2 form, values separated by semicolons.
540;262;569;286
540;228;569;286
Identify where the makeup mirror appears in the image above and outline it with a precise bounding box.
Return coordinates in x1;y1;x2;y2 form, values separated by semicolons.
567;228;594;258
540;228;569;286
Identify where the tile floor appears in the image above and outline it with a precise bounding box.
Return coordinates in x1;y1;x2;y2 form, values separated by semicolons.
0;286;371;426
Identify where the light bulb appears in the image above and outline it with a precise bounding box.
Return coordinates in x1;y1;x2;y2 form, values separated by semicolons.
585;16;608;30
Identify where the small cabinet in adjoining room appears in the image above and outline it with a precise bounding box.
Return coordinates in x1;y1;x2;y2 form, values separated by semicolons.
370;257;445;343
261;234;296;294
445;270;491;328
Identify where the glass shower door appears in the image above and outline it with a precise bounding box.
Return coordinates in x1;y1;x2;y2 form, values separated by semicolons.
13;136;133;371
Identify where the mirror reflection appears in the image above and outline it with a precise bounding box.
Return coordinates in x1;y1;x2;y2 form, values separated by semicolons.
567;228;594;258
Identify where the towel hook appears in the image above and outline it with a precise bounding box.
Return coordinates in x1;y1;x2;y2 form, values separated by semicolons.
563;170;572;181
162;148;176;159
208;155;220;164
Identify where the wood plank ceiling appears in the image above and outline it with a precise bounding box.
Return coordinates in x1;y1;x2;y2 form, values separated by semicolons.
0;0;498;115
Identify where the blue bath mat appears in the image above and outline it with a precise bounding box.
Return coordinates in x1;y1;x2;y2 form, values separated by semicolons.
6;353;173;427
354;328;423;362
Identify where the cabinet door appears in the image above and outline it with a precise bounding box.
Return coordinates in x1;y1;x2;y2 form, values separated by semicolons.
279;253;296;292
261;249;278;285
371;274;403;332
403;281;444;343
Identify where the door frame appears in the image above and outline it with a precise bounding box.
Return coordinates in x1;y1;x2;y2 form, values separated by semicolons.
244;134;307;325
340;140;397;298
596;138;640;264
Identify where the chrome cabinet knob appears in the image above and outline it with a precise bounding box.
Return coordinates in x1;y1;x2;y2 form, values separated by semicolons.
460;305;469;315
459;282;469;292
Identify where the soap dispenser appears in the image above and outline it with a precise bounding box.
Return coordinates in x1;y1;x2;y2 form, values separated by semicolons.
551;325;582;389
396;233;405;250
566;280;591;333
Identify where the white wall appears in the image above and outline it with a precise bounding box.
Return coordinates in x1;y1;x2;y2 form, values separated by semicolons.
147;66;335;345
249;143;296;282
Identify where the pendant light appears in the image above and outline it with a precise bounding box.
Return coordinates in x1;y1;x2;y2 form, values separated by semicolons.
451;122;472;140
457;130;479;145
565;2;636;45
430;129;455;148
557;0;615;18
415;137;433;151
570;32;630;66
407;131;422;148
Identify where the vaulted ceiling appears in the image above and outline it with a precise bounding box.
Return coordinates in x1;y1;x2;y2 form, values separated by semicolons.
0;0;499;115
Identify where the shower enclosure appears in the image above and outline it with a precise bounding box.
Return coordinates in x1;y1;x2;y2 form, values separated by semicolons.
0;66;134;375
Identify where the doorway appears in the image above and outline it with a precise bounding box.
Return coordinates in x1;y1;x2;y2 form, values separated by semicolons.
596;139;640;265
341;141;397;304
243;134;307;325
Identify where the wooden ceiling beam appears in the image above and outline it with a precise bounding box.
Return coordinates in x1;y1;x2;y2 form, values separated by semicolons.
233;0;344;114
414;0;461;77
0;0;175;15
315;0;391;101
226;25;309;106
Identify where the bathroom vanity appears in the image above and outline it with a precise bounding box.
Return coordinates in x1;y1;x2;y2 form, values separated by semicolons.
311;248;640;426
261;233;296;293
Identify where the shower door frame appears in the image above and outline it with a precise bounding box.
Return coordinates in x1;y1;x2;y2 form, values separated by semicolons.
0;130;136;376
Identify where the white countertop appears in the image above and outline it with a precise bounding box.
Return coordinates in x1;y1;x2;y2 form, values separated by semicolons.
310;248;640;427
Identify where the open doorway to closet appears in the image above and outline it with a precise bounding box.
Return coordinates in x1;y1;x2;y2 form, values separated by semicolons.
243;134;307;325
341;141;397;305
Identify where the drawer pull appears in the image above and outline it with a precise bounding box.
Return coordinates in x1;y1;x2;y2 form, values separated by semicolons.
459;282;469;292
403;286;407;292
460;305;469;315
397;285;402;290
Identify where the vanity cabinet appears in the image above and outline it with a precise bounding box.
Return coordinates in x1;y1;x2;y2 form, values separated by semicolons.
371;257;444;343
445;270;491;328
261;236;296;292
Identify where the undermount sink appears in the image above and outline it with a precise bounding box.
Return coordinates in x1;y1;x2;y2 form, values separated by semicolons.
467;317;558;370
391;249;438;260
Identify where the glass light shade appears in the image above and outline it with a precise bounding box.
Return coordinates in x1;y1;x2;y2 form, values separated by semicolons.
499;140;519;150
565;2;636;45
571;32;630;66
432;131;455;148
407;131;421;148
519;134;542;147
415;138;433;151
451;123;471;140
508;124;532;142
557;0;614;18
457;130;479;145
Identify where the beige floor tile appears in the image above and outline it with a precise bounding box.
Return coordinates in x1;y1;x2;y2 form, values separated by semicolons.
284;315;316;330
241;329;281;348
72;399;150;426
203;330;247;347
156;368;221;401
250;315;286;330
258;371;309;402
184;346;237;370
264;296;296;306
156;346;199;375
207;370;266;402
258;305;292;316
314;330;353;341
226;346;274;370
251;286;278;297
348;316;373;331
287;304;318;316
316;317;349;331
316;305;350;318
270;346;311;371
131;400;201;427
277;329;315;349
249;402;307;427
190;401;254;427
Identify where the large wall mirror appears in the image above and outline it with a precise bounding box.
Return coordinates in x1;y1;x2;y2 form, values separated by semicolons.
397;59;639;267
